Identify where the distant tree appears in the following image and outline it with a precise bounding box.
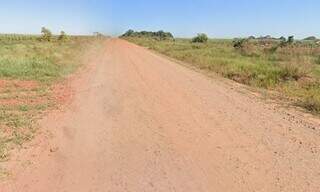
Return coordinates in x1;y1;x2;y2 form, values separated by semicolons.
120;30;174;40
155;30;174;40
192;33;208;43
122;29;135;37
262;35;271;39
304;36;317;41
279;36;287;48
248;36;256;40
93;32;104;38
279;36;286;41
41;27;52;41
287;36;294;44
277;36;295;49
58;31;68;41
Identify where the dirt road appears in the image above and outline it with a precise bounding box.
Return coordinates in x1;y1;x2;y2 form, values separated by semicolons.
2;39;320;191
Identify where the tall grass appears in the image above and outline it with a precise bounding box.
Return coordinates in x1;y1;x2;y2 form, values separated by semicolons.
0;36;97;83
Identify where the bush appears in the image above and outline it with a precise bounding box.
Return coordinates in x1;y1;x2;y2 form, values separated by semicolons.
232;38;259;56
192;33;208;43
41;27;52;42
287;36;294;44
58;31;68;41
122;29;135;37
233;38;248;49
279;36;286;41
304;36;317;41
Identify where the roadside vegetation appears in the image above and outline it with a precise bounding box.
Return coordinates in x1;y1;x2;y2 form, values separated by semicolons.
123;33;320;114
0;28;103;162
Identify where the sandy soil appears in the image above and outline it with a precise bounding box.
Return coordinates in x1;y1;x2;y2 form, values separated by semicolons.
1;39;319;192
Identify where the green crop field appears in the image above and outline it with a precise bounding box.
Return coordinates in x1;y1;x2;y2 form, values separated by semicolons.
124;36;320;114
0;34;103;162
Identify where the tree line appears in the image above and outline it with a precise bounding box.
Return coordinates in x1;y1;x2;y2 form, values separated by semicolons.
121;29;174;40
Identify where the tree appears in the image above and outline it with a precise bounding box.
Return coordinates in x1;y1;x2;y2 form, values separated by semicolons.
192;33;208;43
41;27;52;41
304;36;317;41
122;29;135;37
155;30;174;40
287;36;294;44
93;32;104;38
58;31;67;41
279;36;286;41
120;30;174;40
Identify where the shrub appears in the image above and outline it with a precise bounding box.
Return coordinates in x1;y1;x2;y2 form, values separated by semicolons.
122;29;135;37
287;36;294;44
233;38;248;49
232;38;259;56
279;36;286;41
304;36;317;41
155;30;174;40
192;33;208;43
58;31;68;41
41;27;52;42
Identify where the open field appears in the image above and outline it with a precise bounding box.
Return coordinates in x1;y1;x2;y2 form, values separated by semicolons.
124;37;320;114
0;34;101;163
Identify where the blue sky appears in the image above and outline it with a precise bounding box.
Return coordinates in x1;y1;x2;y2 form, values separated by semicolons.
0;0;319;38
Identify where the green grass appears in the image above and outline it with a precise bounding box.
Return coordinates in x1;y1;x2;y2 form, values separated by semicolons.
0;36;94;83
0;35;103;163
125;37;320;114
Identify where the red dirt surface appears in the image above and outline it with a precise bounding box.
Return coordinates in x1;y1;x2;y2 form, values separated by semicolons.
1;39;320;192
0;80;39;90
0;78;72;107
0;80;42;106
51;81;74;106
